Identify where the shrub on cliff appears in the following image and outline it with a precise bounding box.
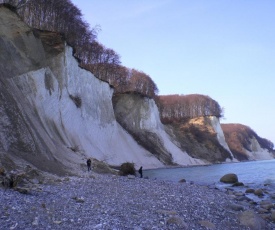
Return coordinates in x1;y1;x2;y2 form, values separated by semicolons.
119;162;135;176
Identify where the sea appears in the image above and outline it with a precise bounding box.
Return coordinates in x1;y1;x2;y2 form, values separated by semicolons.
144;159;275;201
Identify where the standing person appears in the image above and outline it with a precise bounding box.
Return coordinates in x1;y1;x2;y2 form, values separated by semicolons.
138;166;143;178
86;158;91;172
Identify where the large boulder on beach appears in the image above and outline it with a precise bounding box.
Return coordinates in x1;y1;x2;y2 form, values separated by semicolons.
220;173;238;184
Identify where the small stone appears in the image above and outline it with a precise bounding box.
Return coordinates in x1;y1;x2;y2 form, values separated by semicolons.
260;214;271;221
127;175;135;179
133;227;143;230
31;178;39;184
234;192;244;196
228;195;236;199
178;179;186;183
14;187;30;194
236;196;251;202
94;224;103;229
32;217;39;226
232;182;244;187
254;189;264;196
245;188;255;193
257;208;269;214
239;210;266;229
229;203;245;211
199;220;216;229
166;216;187;229
72;196;85;203
271;210;275;221
53;220;62;224
156;209;178;215
10;223;18;230
260;203;274;210
0;167;5;176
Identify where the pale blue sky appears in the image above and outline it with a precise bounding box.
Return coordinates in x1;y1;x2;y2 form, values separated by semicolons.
71;0;275;146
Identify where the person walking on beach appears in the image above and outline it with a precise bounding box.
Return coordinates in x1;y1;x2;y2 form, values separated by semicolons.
138;166;143;178
86;158;91;172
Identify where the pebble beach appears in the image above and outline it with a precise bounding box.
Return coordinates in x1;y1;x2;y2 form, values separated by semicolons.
1;173;274;229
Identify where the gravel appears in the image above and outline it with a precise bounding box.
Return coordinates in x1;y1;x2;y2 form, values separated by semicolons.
0;173;272;229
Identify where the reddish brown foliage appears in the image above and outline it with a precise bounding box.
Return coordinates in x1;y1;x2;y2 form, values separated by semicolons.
156;94;223;123
1;0;158;98
86;65;159;98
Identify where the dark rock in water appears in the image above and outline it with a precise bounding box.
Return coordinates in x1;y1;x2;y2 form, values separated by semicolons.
220;173;238;184
260;203;274;211
179;178;186;183
236;195;251;202
245;188;255;193
254;189;264;197
232;182;244;187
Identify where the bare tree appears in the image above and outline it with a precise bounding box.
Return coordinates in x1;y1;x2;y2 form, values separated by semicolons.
1;0;160;99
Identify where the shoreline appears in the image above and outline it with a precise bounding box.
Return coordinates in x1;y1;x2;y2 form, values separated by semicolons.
144;158;275;171
144;160;275;228
1;172;274;229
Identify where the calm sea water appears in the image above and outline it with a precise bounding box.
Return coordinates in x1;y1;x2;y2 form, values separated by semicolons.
145;159;275;190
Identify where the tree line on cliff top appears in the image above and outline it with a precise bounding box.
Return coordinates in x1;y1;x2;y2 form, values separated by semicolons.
1;0;223;119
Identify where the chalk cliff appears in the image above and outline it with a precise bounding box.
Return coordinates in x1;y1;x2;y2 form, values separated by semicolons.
0;5;273;175
163;116;234;163
221;123;275;161
113;93;205;166
0;5;163;174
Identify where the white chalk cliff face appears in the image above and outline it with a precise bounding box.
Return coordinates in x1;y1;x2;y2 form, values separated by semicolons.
11;48;165;168
0;6;163;173
113;94;205;166
246;137;274;160
221;123;275;161
209;116;236;161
